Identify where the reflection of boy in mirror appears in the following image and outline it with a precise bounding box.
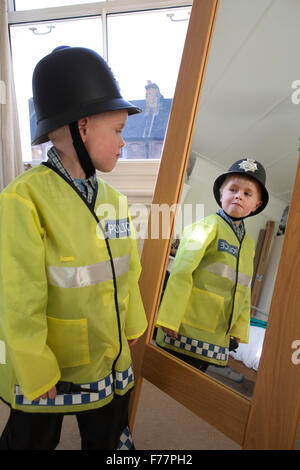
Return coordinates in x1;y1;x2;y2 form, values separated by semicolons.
156;159;269;373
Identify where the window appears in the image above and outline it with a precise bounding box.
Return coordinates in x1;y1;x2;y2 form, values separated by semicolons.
8;1;191;163
10;17;102;162
14;0;99;10
107;9;190;159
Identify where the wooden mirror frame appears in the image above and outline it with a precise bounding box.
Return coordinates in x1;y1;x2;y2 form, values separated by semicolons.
129;0;300;449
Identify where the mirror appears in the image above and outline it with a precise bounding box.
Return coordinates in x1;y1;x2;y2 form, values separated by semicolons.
151;0;299;399
129;0;300;450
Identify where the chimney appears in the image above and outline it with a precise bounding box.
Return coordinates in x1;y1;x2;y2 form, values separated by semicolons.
145;80;161;115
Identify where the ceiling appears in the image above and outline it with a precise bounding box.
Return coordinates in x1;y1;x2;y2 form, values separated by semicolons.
190;0;300;204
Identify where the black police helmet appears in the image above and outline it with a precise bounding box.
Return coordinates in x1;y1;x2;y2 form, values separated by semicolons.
32;46;141;145
213;158;269;217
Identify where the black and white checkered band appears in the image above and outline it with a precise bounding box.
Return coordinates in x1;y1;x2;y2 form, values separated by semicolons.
15;364;134;407
117;426;133;450
164;334;229;362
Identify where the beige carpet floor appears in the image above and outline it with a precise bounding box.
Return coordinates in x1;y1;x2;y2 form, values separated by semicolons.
0;378;299;450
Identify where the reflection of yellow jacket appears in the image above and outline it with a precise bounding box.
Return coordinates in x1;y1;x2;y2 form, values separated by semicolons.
0;165;147;413
156;214;254;366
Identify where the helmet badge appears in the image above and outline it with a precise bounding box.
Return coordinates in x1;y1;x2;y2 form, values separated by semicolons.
238;159;258;172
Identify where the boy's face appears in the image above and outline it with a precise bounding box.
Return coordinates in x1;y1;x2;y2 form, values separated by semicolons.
80;110;128;173
219;175;262;220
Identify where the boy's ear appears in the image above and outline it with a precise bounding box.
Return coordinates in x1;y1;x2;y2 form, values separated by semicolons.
253;200;263;212
77;117;89;140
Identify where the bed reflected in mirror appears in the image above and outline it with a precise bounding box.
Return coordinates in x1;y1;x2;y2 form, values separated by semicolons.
151;0;299;400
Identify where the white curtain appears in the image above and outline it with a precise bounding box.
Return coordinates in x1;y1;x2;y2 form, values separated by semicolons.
0;0;23;191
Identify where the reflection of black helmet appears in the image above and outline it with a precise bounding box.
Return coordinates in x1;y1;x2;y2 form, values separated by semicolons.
213;158;269;217
32;46;141;145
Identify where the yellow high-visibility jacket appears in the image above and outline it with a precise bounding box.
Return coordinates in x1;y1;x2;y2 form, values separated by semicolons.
0;164;147;413
156;214;254;366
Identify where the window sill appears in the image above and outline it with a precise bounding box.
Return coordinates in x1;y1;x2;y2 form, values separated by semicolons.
97;159;160;205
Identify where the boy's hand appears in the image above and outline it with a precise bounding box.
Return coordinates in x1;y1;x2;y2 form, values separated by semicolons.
128;338;138;347
161;327;178;339
34;386;57;402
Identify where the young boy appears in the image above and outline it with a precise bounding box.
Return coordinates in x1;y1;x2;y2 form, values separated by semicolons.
0;46;147;450
156;159;268;372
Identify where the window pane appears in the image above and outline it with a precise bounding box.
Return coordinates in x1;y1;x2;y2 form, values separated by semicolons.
10;17;102;162
14;0;97;10
107;7;190;159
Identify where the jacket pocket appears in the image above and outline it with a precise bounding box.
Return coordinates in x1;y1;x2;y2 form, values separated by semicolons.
182;288;224;333
47;316;90;368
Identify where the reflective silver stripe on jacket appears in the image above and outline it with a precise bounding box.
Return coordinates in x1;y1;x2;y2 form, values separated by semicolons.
205;262;252;288
47;255;130;288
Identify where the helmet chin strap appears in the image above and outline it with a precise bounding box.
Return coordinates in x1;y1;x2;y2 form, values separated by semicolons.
69;121;95;178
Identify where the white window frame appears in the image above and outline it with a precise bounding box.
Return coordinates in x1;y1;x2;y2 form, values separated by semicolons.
7;1;192;58
7;0;192;201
